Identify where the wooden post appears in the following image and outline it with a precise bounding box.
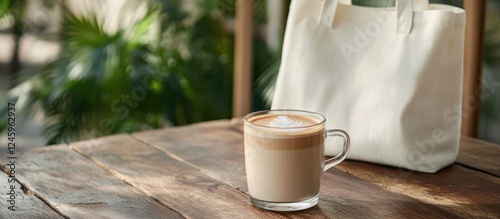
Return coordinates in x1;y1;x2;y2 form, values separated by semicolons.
462;0;486;137
233;0;254;117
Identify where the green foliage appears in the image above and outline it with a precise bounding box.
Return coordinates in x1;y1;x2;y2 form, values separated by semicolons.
480;4;500;130
255;57;280;108
1;0;271;144
0;0;12;19
484;23;500;67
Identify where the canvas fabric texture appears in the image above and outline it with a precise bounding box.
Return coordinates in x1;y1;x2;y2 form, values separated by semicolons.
271;0;466;172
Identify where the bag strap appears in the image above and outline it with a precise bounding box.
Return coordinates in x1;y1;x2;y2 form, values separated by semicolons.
397;0;414;34
321;0;429;34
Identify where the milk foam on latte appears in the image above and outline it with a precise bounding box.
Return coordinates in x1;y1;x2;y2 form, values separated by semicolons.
268;116;304;128
245;114;321;138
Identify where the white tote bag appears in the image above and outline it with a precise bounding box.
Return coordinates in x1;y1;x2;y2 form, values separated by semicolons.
272;0;466;172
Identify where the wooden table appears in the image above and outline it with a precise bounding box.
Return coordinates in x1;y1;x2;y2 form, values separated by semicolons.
1;119;499;218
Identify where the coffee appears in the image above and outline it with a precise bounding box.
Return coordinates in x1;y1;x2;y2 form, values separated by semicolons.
244;110;350;211
244;114;325;202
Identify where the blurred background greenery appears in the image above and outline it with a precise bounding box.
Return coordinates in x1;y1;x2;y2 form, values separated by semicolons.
0;0;498;146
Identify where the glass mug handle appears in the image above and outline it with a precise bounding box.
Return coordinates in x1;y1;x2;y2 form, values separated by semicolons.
324;129;351;172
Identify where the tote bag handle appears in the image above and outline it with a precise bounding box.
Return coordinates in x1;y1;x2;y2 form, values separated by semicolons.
321;0;429;34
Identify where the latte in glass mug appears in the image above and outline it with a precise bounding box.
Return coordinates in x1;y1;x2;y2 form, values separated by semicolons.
244;110;350;211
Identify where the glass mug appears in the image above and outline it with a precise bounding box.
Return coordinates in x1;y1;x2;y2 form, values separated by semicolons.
243;109;350;211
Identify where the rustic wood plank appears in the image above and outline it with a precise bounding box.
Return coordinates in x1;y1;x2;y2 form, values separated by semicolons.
230;117;244;133
457;136;500;177
335;161;500;219
134;121;461;218
0;171;64;219
319;168;460;218
2;145;182;219
70;135;305;219
135;120;247;190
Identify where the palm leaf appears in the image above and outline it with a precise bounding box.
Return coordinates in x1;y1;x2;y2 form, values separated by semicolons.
1;0;248;143
0;0;11;19
0;3;164;144
255;57;281;108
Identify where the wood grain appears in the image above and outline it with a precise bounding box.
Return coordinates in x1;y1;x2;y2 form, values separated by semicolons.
0;171;64;219
70;135;299;219
8;119;498;218
5;145;182;219
135;120;248;191
134;121;461;218
230;117;244;133
335;161;500;218
457;136;500;177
